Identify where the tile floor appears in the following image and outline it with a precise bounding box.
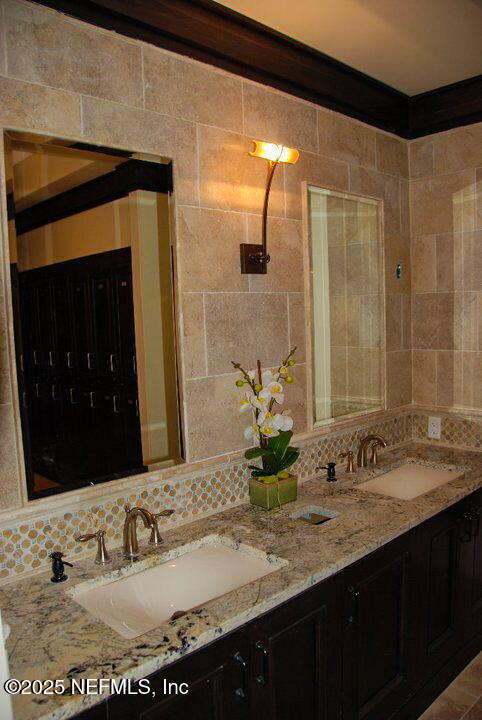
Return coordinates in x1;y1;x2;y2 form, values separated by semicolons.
419;653;482;719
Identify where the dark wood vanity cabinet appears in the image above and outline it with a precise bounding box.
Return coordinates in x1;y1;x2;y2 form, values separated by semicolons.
108;628;251;720
86;494;482;720
461;489;482;640
249;577;340;720
340;533;418;720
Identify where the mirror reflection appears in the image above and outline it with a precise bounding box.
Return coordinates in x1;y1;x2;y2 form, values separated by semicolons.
309;186;384;426
4;131;181;499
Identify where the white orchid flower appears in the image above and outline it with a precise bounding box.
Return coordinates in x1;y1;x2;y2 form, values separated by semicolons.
267;380;284;404
250;388;271;410
278;365;289;376
247;370;256;381
261;369;279;385
239;392;254;413
244;423;260;440
259;422;279;438
272;412;294;431
257;409;274;426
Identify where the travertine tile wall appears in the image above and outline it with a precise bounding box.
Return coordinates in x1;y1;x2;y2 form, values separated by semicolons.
410;123;482;411
0;0;412;513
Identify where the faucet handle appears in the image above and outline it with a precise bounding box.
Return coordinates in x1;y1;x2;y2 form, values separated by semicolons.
339;451;356;473
75;529;111;565
149;509;175;546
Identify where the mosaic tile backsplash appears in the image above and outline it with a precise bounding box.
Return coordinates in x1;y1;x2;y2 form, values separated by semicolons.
0;408;480;582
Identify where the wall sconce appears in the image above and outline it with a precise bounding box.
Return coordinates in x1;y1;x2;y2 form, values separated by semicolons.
240;140;299;274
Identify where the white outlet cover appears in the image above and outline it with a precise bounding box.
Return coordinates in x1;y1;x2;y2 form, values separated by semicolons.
428;416;442;439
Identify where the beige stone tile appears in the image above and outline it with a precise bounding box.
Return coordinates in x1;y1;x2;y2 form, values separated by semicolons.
176;206;248;292
144;48;243;132
412;292;454;350
463;698;482;720
454;292;478;351
436;351;455;407
413;350;436;405
376;133;408;178
349;166;400;235
198;124;284;215
287;363;308;435
449;654;482;700
400;178;410;237
433;124;482;175
402;294;412;350
346;243;380;296
331;347;347;397
412;236;436;293
462;230;482;291
285;151;349;221
181;293;206;380
385;294;402;351
243;83;318;152
0;3;5;77
436;234;456;291
0;75;80;136
5;1;142;106
330;296;347;347
185;374;249;460
288;294;306;362
318;109;376;168
419;682;476;720
328;245;346;297
248;216;303;292
343;198;379;244
326;196;346;245
477;168;482;230
479;293;482;350
409;138;433;179
385;233;411;294
386;350;412;407
461;352;482;409
0;404;21;510
410;171;476;236
0;298;11;404
347;347;381;401
347;295;380;348
82;97;198;205
204;292;289;375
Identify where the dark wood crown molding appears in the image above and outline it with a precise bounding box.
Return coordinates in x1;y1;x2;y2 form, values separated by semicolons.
14;158;172;235
32;0;482;139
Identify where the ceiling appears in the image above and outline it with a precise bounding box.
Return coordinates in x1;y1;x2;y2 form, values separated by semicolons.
217;0;482;95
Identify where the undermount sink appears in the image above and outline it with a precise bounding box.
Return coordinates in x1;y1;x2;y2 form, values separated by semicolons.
69;535;287;639
356;460;465;501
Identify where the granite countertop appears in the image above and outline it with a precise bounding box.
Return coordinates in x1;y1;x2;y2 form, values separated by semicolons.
1;442;481;720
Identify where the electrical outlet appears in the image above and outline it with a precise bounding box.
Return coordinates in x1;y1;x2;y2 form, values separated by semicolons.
428;416;441;439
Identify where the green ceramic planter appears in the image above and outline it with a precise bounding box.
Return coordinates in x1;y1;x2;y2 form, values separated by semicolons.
249;474;298;510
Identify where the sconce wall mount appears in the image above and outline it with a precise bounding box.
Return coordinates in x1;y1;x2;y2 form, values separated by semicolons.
240;141;299;275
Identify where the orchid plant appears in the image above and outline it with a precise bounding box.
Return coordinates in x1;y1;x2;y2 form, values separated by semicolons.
232;348;300;482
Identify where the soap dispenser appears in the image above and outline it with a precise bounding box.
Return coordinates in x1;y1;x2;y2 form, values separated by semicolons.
316;462;337;482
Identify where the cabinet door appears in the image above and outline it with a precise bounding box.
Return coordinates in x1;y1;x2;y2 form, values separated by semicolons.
341;533;416;720
107;629;250;720
74;701;107;720
461;490;482;639
415;499;466;680
249;579;340;720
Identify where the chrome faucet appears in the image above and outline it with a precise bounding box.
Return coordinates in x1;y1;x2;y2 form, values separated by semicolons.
357;434;387;468
123;505;175;558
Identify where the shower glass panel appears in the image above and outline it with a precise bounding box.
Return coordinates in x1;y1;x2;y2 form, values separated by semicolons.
309;187;384;425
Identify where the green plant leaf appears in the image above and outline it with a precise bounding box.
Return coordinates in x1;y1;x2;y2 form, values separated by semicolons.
244;446;271;460
277;449;299;472
268;430;292;462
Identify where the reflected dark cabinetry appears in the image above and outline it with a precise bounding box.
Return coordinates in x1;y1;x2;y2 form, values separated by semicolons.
18;248;145;495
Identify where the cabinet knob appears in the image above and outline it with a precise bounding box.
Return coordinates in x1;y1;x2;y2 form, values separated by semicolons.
232;651;248;701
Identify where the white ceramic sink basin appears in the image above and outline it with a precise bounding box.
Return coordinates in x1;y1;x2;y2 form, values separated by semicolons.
356;461;465;501
69;536;287;639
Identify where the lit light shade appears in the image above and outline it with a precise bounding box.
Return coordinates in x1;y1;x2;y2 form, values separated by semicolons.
249;140;299;164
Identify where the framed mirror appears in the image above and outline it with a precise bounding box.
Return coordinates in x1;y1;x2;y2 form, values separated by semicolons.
308;186;385;426
4;131;182;499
